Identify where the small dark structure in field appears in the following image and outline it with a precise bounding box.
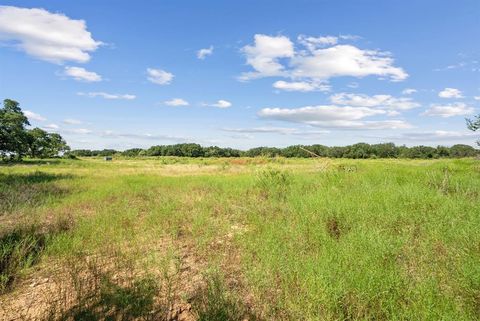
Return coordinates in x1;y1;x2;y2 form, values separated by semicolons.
104;156;112;161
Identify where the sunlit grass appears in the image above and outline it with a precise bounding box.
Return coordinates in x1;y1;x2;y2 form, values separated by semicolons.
1;157;479;320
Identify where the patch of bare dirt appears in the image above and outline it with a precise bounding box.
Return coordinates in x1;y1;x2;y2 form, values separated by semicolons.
0;223;258;321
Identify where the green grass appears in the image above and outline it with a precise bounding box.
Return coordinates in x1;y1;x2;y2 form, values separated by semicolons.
0;157;479;320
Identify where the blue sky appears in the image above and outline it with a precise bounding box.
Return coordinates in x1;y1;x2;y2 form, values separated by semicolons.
0;0;479;150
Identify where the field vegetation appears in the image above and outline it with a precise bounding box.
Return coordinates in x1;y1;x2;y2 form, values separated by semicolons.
1;157;480;320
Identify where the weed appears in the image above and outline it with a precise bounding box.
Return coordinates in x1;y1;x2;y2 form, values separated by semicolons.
0;226;47;293
193;270;256;321
255;168;292;200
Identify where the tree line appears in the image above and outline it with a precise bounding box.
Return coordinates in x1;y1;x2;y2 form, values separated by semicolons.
2;98;479;161
70;142;479;159
0;99;69;160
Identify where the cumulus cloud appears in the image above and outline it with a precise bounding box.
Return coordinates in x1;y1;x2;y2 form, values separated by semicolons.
330;93;420;110
77;92;136;100
147;68;173;85
273;80;330;92
204;100;232;108
258;105;412;129
164;98;189;106
438;87;463;98
239;34;294;80
63;118;82;125
197;46;213;59
291;45;407;82
402;88;417;95
239;34;408;85
422;103;474;118
0;6;101;63
24;110;46;121
64;66;102;82
475;96;480;101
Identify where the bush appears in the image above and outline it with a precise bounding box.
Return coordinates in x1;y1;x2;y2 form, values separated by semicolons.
255;168;292;199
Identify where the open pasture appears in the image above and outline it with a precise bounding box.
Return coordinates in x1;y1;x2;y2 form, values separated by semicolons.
1;157;480;320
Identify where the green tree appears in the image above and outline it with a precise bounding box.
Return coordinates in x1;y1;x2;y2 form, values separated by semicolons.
449;144;477;158
466;115;480;146
0;99;30;160
45;133;70;157
122;148;144;157
371;143;399;158
404;145;437;159
26;127;49;158
26;128;70;158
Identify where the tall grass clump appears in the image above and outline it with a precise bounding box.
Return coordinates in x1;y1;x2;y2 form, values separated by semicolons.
193;270;259;321
0;226;47;293
255;168;292;200
0;215;74;293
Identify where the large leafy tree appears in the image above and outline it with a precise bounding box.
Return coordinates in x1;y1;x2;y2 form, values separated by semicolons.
0;99;70;160
0;99;30;160
467;115;480;146
26;128;70;158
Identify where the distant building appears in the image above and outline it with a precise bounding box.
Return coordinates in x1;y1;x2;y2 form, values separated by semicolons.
104;156;112;161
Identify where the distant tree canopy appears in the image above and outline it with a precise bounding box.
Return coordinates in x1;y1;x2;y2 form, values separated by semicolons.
0;99;70;161
69;143;479;159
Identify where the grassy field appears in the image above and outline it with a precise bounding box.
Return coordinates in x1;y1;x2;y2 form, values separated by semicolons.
1;157;480;320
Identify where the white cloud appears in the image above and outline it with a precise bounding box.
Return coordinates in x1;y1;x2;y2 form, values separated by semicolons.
0;6;101;63
298;35;338;51
226;133;254;140
204;100;232;108
164;98;189;106
222;127;297;134
273;80;330;92
24;110;46;121
69;128;92;134
400;130;477;141
291;45;408;82
197;46;213;59
339;34;362;41
77;92;136;100
43;123;59;130
239;34;294;80
64;66;102;82
387;110;401;117
330;93;420;110
258;105;411;129
240;34;408;84
63;118;82;125
438;87;463;98
101;130;189;142
402;88;417;95
222;127;331;136
422;102;474;118
147;68;173;85
474;96;480;101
